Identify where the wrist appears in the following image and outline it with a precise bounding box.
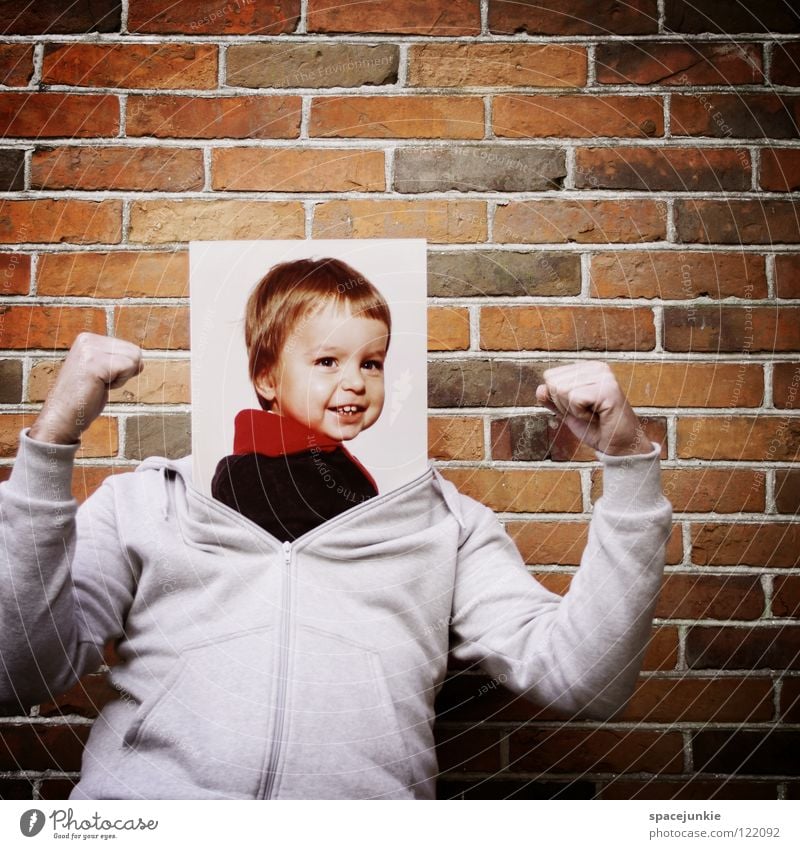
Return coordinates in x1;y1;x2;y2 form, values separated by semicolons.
602;427;653;457
28;410;81;446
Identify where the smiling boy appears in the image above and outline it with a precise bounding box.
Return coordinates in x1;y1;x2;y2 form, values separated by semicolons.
211;257;392;540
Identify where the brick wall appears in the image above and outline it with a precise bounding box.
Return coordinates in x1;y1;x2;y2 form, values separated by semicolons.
1;0;799;800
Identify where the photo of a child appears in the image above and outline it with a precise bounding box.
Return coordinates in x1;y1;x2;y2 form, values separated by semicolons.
211;256;393;541
189;240;428;502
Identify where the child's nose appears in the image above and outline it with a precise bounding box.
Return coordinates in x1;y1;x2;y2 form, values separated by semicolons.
340;361;366;392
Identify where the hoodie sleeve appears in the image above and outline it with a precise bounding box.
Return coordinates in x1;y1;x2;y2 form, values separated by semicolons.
448;442;672;719
0;429;136;708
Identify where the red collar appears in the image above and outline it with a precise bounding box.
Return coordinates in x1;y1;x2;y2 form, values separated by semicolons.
232;409;379;492
233;410;341;457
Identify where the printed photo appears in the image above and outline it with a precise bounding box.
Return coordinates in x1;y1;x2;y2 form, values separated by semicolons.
189;240;429;514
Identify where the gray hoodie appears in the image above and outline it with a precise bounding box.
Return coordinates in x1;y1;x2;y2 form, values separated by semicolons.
0;430;671;799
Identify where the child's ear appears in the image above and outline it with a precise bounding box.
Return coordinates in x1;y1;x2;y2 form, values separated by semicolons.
254;370;277;405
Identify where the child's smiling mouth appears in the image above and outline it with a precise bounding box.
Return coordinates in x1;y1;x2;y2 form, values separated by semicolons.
330;404;364;416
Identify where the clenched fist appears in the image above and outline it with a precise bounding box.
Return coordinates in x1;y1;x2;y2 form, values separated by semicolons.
28;333;143;446
536;362;652;456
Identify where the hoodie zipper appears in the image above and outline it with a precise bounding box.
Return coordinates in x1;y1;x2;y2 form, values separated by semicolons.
261;540;293;799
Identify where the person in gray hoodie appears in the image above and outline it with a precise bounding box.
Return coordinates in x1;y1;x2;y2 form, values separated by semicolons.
0;270;671;799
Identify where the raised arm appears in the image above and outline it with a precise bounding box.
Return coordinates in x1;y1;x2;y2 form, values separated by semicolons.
448;362;672;718
0;333;143;707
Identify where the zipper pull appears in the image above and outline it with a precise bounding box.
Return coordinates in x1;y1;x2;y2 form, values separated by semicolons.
283;540;291;565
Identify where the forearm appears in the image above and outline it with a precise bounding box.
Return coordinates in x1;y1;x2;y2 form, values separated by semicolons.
0;431;102;705
449;443;672;719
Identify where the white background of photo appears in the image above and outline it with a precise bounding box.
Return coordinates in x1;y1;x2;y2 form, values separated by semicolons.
189;240;428;497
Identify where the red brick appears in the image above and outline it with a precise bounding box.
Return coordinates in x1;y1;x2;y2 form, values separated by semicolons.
0;1;120;34
435;726;503;773
0;93;119;138
480;305;655;351
550;415;666;462
664;306;800;353
428;417;483;461
662;468;765;512
42;43;217;89
672;93;799;138
610;360;763;408
780;678;800;721
656;574;764;620
313;200;486;243
760;148;800;192
509;728;683;773
31;146;204;191
70;464;130;502
0;44;33;86
0;199;121;244
596;41;762;85
664;0;800;35
127;95;301;139
0;413;117;459
37;673;118;718
687;625;800;670
212;147;384;192
113;306;188;350
693;729;800;776
429;306;469;351
676;199;800;244
591;251;766;299
38;779;78;800
0;306;105;349
772;42;800;86
775;469;800;514
575;147;750;191
129;0;300;34
593;467;765;512
775;255;800;299
494;95;663;139
310;96;484;139
692;522;800;568
774;362;800;409
643;627;679;671
129;200;304;243
0;724;91;771
489;0;658;35
0;252;30;294
506;521;589;566
440;468;582;513
679;416;799;462
599;779;778;800
773;576;800;618
408;43;586;88
308;0;480;35
621;677;772;722
495;199;667;244
38;251;188;298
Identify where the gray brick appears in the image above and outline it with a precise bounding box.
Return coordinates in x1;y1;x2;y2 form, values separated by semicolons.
429;359;551;408
0;150;24;192
395;146;565;193
428;250;580;297
126;414;190;461
227;43;399;88
490;415;550;461
0;359;23;403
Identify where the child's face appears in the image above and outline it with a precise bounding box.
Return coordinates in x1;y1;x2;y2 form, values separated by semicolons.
255;301;388;442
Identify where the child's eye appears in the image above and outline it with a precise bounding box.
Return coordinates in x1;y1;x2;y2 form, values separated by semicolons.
362;359;384;371
316;357;337;368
